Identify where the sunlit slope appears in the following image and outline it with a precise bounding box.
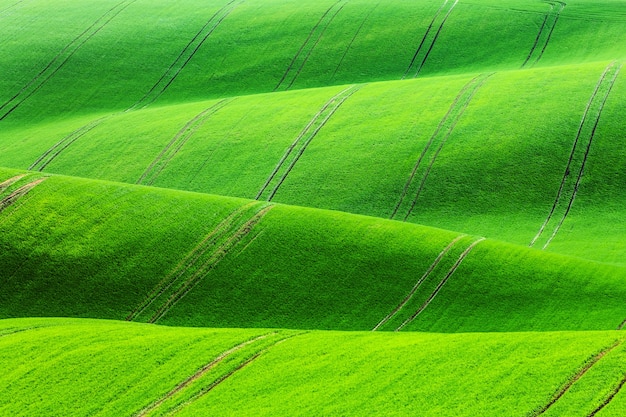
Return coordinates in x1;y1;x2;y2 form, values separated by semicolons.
1;0;625;125
0;168;625;332
2;62;624;264
3;318;626;416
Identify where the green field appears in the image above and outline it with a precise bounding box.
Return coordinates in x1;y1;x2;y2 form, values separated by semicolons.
1;0;626;415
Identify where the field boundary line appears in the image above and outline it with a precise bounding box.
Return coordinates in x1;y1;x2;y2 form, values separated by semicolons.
530;340;622;416
331;2;379;79
530;62;621;248
126;201;258;321
396;73;493;221
130;0;242;110
0;177;46;213
134;332;274;417
396;237;485;331
167;333;304;415
588;373;626;416
521;1;566;68
373;234;466;331
137;98;233;185
256;84;362;201
403;0;458;79
0;0;137;121
146;204;274;323
274;0;347;91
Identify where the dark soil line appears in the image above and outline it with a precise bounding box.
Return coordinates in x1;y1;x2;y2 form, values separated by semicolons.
137;98;231;185
0;174;27;193
255;87;348;200
411;0;458;78
530;62;615;247
530;340;622;416
267;85;361;201
617;318;626;330
0;177;47;213
403;73;492;221
274;0;343;91
0;0;137;121
402;0;449;80
130;0;238;110
134;333;273;417
169;333;305;415
520;3;553;68
396;237;485;331
543;63;621;249
391;75;479;219
126;202;257;321
29;116;109;171
149;205;274;323
588;373;626;417
532;1;566;66
138;0;242;109
331;2;379;80
285;2;347;90
372;234;466;331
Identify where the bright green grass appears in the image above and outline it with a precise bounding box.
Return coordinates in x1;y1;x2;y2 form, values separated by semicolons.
1;0;626;126
2;318;626;416
2;62;625;265
1;167;625;332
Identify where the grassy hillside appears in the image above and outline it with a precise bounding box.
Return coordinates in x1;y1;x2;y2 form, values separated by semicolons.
3;318;626;416
1;168;625;332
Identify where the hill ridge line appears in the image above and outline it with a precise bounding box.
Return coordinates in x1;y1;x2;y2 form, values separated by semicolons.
396;236;485;331
0;0;138;121
256;84;363;201
530;61;622;249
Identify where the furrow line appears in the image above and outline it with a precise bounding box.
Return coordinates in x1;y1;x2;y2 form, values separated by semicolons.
331;2;379;79
148;205;274;323
530;62;620;248
168;333;304;415
0;0;24;17
588;374;626;417
0;177;46;213
542;63;621;249
137;98;233;185
126;201;258;321
284;2;347;90
530;340;622;416
391;74;482;219
0;0;137;121
256;84;361;201
274;0;346;91
134;333;274;417
372;234;466;331
404;0;458;79
265;85;362;201
131;0;242;110
396;237;485;331
401;73;493;221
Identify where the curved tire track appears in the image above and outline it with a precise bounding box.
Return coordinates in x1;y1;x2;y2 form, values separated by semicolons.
588;373;626;417
521;1;566;68
0;177;47;213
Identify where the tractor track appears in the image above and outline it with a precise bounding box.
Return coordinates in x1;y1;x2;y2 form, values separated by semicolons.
0;174;27;193
403;0;458;79
130;0;242;110
396;237;485;331
530;62;621;249
0;0;24;17
134;333;273;417
137;98;233;185
0;177;47;213
372;234;466;331
256;84;362;201
588;373;626;416
274;0;347;91
0;0;137;121
521;1;566;68
530;340;622;416
331;2;379;79
396;73;493;221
